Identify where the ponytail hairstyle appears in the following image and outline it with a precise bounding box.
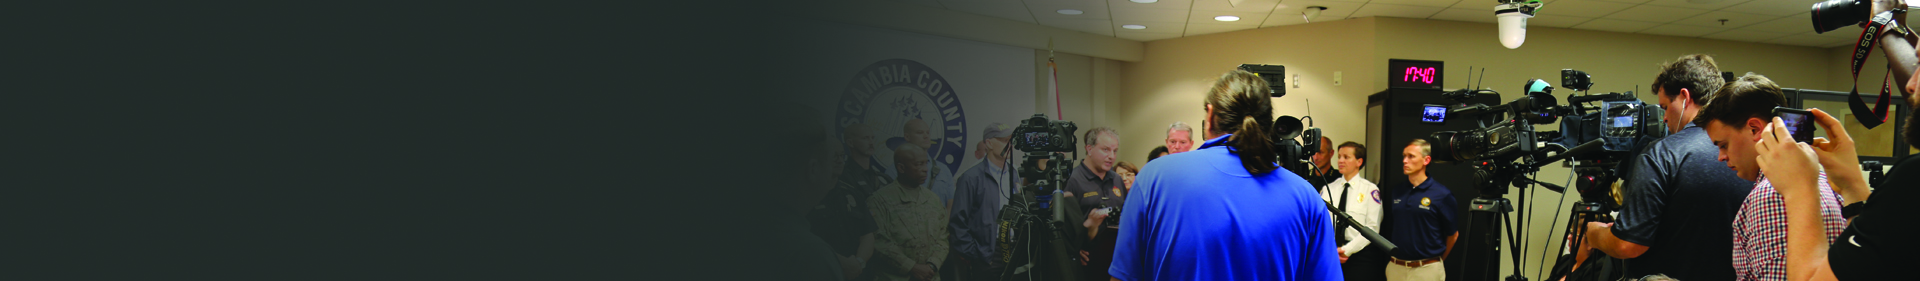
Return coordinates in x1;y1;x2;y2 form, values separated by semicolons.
1204;70;1278;174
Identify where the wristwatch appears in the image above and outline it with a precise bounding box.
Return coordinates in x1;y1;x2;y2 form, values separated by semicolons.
925;261;940;272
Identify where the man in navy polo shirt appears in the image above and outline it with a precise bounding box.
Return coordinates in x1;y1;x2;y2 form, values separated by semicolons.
1384;139;1458;281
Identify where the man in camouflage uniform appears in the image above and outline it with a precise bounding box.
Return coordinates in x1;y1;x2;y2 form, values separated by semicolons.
869;144;949;281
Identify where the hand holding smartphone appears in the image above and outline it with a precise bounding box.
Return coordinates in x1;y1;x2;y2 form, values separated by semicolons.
1771;107;1817;143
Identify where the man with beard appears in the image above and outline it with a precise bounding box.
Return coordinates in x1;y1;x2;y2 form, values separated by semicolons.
1763;1;1920;278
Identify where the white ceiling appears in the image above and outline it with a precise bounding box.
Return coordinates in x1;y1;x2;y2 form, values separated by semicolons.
890;0;1863;47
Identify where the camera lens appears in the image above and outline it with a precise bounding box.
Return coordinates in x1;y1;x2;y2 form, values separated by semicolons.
1811;0;1871;34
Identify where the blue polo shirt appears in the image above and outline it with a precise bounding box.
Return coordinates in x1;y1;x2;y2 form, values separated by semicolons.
1385;177;1459;260
1108;134;1343;281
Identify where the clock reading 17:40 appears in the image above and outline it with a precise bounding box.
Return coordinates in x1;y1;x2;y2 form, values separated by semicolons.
1403;66;1436;84
1388;59;1443;89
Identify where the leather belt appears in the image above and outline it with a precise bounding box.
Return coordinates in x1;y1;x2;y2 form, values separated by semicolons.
1390;257;1441;268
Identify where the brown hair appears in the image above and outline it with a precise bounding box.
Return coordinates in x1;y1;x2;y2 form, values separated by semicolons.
1205;70;1278;174
1338;141;1366;169
1653;54;1725;105
1115;161;1140;175
1692;73;1786;129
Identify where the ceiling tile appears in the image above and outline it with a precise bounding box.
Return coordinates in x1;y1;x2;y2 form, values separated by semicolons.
1603;5;1712;23
1636;23;1726;37
1641;0;1754;11
1348;3;1447;19
1702;29;1793;42
1106;0;1195;10
1573;18;1663;32
1368;0;1465;8
1116;31;1185;41
1262;1;1365;26
1026;0;1113;20
1448;0;1498;11
1671;10;1777;28
1186;22;1261;35
1117;21;1190;32
1722;0;1810;16
939;0;1039;23
1428;8;1498;23
1191;9;1272;25
1536;0;1635;18
1039;18;1118;35
1530;15;1596;27
1112;6;1192;22
1190;0;1285;12
1738;13;1814;33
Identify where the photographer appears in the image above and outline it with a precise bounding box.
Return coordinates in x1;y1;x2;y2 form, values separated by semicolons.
1107;70;1341;280
1693;73;1847;281
1583;54;1752;281
1753;1;1920;277
1065;127;1124;281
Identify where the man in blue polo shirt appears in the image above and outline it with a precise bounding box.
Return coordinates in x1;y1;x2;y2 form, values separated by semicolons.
1384;139;1458;281
1107;70;1341;281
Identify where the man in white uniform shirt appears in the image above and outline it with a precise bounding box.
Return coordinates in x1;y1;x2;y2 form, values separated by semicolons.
1320;141;1386;281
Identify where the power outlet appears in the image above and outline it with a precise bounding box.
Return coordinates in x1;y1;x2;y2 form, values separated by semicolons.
1292;74;1300;88
1334;71;1342;86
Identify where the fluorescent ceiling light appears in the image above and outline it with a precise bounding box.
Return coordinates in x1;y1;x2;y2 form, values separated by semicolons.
1122;24;1147;29
1058;9;1084;15
1130;0;1157;3
1215;15;1241;21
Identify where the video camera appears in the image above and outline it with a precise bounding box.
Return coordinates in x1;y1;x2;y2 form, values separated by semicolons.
1272;115;1323;177
1429;70;1661;206
996;113;1083;281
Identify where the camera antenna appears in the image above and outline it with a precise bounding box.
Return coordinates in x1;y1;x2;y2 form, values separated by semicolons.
1477;68;1488;91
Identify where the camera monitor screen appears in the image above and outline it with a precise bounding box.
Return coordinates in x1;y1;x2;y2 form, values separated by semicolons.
1421;105;1448;123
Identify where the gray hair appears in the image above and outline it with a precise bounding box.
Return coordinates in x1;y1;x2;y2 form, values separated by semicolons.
1085;127;1119;147
1167;122;1193;138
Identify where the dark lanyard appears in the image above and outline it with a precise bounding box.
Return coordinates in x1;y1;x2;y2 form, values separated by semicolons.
1846;11;1912;129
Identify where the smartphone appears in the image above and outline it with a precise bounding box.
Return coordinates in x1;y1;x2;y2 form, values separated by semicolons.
1771;107;1816;143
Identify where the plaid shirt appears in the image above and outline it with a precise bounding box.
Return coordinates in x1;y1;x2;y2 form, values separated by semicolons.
1731;173;1846;281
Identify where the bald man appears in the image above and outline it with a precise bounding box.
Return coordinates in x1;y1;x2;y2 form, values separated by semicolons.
869;145;950;281
901;119;957;207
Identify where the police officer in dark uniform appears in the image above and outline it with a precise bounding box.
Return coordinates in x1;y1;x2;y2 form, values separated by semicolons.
1061;127;1123;281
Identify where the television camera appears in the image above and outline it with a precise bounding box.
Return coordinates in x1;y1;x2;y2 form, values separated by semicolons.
994;113;1083;281
1425;69;1666;281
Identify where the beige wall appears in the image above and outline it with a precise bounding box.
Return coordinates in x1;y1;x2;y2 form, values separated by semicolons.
1037;50;1128;157
1117;18;1379;167
1117;16;1839;280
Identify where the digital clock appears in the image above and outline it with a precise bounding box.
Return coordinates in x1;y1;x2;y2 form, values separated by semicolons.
1389;59;1444;89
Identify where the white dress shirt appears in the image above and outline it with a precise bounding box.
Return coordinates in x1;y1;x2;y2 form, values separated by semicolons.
1320;175;1384;255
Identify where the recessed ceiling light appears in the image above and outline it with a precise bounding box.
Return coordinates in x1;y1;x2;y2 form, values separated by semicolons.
1058;9;1084;15
1122;24;1147;29
1215;15;1241;22
1130;0;1157;3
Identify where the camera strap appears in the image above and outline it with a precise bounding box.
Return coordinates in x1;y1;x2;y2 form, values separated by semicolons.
1847;11;1913;129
